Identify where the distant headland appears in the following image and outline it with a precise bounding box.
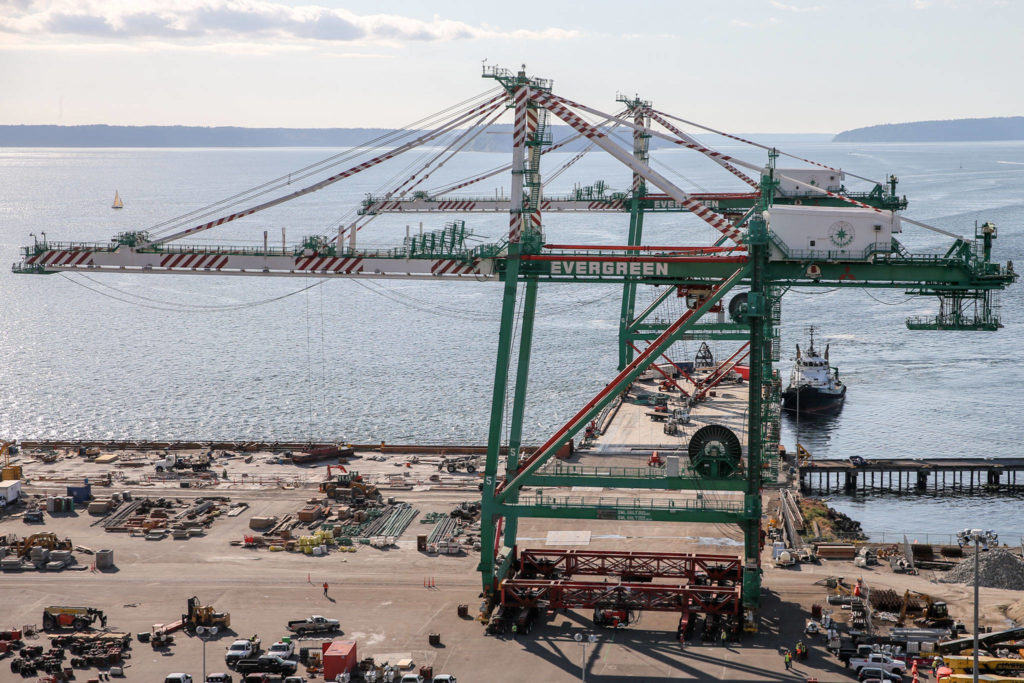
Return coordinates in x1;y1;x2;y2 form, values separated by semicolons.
834;116;1024;143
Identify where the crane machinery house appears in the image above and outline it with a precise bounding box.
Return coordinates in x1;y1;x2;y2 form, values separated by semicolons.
766;203;901;262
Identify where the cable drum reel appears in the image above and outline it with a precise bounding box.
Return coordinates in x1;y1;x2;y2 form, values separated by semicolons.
687;424;743;478
727;292;748;324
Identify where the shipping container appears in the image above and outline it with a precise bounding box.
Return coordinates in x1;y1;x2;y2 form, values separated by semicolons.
321;640;357;681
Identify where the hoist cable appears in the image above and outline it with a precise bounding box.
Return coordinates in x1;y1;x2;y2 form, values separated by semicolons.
60;272;325;311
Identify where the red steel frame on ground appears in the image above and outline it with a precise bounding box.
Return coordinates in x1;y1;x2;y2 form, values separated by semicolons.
501;579;742;620
519;549;742;584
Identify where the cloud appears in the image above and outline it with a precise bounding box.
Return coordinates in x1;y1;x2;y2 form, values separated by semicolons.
0;0;581;47
769;1;824;11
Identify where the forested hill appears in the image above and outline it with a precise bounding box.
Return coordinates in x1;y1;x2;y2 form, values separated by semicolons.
834;117;1024;142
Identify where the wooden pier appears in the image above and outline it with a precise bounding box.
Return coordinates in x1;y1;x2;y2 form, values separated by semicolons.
800;457;1024;494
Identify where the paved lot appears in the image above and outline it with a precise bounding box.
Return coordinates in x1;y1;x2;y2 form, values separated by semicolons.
2;452;1018;681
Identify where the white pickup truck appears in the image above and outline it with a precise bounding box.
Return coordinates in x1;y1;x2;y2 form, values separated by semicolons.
224;638;261;667
266;641;295;660
849;652;905;676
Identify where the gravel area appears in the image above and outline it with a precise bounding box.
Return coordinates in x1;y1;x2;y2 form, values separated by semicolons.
940;549;1024;589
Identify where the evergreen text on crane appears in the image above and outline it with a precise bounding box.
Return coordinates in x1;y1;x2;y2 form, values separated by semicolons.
551;261;670;276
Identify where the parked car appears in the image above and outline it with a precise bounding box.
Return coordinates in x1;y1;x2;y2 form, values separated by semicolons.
859;671;902;683
206;675;233;683
242;675;269;683
282;678;305;683
433;676;458;683
400;675;423;683
165;675;193;683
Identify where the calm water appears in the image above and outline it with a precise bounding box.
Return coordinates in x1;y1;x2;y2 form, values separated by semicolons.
1;140;1022;539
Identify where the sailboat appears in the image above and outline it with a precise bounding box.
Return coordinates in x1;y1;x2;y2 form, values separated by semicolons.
111;191;124;209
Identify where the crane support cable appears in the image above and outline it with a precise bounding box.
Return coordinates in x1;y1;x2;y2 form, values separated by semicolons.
538;93;765;175
647;110;759;189
330;109;503;244
142;94;506;248
542;109;627;188
330;108;504;243
428;110;626;197
532;91;743;244
650;108;880;185
142;87;504;237
646;109;961;238
390;105;507;200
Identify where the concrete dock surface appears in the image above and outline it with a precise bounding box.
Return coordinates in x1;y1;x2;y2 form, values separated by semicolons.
2;384;1020;681
2;475;1019;682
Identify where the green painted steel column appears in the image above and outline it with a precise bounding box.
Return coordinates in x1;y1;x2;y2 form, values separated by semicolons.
617;100;649;371
742;214;766;610
740;165;776;611
478;76;532;598
477;245;522;595
502;275;539;549
617;196;645;370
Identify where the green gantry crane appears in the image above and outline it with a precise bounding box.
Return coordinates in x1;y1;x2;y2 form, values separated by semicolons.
12;67;1016;627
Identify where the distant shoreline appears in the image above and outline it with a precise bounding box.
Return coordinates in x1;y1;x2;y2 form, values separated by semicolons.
0;124;830;149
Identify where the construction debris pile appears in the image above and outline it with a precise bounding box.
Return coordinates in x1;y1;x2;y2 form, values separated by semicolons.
941;549;1024;590
8;632;131;679
419;502;481;555
52;632;132;669
96;495;232;539
337;502;418;542
244;502;418;551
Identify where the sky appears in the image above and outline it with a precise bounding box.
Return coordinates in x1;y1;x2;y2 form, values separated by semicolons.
0;0;1020;133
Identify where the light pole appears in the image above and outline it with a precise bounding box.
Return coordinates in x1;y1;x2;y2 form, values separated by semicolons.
574;632;597;682
957;527;997;683
196;625;219;681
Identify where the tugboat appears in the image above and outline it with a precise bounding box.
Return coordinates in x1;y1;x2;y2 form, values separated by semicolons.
781;327;846;414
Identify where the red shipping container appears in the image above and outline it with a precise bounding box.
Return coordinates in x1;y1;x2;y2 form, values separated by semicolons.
322;640;358;681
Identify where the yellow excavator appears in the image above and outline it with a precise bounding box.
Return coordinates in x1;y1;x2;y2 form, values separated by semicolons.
319;465;381;505
897;589;953;628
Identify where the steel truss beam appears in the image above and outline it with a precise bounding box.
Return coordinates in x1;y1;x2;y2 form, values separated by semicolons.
519;550;742;584
501;579;741;617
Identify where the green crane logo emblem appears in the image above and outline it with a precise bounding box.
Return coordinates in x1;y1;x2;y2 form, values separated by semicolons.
828;220;855;248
